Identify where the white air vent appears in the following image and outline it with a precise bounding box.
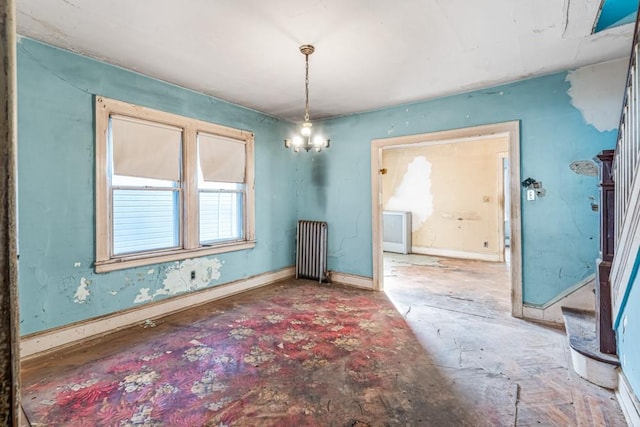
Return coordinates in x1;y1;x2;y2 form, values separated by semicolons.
383;211;412;254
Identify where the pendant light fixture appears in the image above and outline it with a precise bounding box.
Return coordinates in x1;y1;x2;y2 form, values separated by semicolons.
284;44;330;152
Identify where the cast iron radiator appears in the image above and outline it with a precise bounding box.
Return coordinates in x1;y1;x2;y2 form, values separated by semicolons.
296;220;328;283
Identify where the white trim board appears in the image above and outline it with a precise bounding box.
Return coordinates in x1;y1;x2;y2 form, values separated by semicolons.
411;246;501;262
617;371;640;427
20;267;295;359
522;275;595;325
568;346;618;389
330;272;374;290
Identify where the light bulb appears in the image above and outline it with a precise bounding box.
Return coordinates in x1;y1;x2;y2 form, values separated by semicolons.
313;135;325;147
292;136;303;147
301;121;312;137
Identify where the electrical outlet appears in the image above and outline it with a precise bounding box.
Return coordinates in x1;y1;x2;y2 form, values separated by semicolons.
483;241;488;248
190;270;196;280
526;189;536;201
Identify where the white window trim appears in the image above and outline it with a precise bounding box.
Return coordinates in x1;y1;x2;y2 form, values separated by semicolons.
95;96;255;273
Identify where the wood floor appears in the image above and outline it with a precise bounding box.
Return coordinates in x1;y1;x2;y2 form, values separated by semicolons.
20;254;627;426
383;253;626;426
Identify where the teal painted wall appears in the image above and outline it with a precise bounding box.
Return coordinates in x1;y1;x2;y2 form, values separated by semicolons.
617;252;640;398
16;36;622;334
17;38;297;335
297;72;617;305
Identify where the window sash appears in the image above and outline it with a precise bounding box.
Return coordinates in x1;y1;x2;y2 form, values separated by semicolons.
112;187;182;255
199;189;245;245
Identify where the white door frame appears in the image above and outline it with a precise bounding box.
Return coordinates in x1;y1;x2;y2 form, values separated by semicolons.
497;151;509;263
370;121;523;318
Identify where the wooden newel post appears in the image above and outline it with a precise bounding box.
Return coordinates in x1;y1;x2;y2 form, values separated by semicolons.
595;150;616;355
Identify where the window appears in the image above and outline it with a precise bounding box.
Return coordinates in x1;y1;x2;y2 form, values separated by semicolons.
95;97;255;272
197;132;246;245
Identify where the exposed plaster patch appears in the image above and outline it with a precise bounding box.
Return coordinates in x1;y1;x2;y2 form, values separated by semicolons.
109;290;117;296
566;59;628;132
133;258;222;304
569;160;598;176
147;268;155;275
74;262;81;267
134;288;152;304
74;277;91;303
385;156;434;231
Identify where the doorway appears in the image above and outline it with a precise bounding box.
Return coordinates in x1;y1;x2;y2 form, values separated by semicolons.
370;121;523;317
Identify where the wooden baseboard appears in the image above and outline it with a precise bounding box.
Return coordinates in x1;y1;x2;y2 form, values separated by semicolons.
20;267;295;360
617;371;640;427
329;271;374;290
411;246;501;262
522;275;595;325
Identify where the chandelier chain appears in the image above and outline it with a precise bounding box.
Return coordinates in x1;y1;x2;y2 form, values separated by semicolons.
304;53;310;122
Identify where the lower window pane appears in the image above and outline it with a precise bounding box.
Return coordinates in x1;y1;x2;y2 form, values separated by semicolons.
200;192;243;243
113;189;179;254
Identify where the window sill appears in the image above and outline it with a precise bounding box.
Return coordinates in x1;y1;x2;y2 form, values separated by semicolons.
94;240;256;273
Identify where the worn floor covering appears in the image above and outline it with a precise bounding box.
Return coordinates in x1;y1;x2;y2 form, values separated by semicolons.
384;254;626;426
21;255;626;426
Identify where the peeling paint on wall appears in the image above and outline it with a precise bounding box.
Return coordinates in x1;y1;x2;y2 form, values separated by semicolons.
566;58;628;132
73;262;81;267
569;160;599;176
134;257;222;304
17;38;296;335
385;156;433;231
134;288;152;304
74;277;90;303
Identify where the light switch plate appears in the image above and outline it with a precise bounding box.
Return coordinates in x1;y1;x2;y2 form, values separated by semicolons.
527;189;536;201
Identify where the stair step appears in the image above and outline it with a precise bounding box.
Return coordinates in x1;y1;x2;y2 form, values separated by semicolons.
561;307;619;366
561;307;619;389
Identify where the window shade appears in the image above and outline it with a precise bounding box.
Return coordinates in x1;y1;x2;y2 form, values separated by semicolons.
198;132;246;183
111;115;182;182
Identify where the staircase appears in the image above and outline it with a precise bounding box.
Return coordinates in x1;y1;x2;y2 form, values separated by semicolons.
561;150;619;390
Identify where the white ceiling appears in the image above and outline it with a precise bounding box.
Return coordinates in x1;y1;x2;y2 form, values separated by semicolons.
16;0;634;122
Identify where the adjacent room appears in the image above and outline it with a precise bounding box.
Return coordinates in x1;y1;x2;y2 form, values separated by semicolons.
2;0;640;425
379;132;512;306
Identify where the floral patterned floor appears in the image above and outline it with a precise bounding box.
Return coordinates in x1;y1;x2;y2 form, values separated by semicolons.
22;281;491;426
